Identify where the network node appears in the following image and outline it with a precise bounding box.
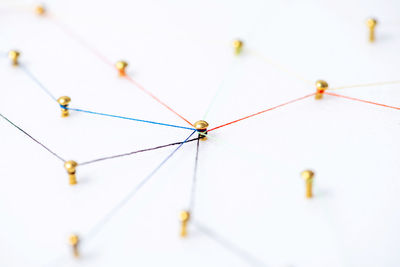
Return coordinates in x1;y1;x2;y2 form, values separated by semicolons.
194;120;208;132
315;80;328;100
64;160;78;185
179;210;190;237
233;39;243;55
8;50;20;66
68;234;80;258
57;96;71;117
301;170;314;199
116;61;128;76
194;120;209;139
35;5;46;16
366;18;377;42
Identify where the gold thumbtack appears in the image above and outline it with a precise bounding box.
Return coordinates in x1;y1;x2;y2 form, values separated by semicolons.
301;170;314;199
57;96;71;117
115;61;128;76
366;18;377;43
64;160;78;185
68;234;80;258
194;120;209;140
8;50;20;66
35;5;46;16
315;80;328;100
232;39;243;55
179;210;190;237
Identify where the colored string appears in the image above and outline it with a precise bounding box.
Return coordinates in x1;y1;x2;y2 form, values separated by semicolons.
65;106;195;131
193;221;267;267
20;64;58;101
0;113;65;162
83;130;196;242
124;75;193;126
17;64;194;132
18;63;192;132
328;80;400;91
248;49;314;86
209;92;316;132
325;92;400;110
49;15;114;67
188;137;201;211
79;136;201;166
3;5;398;265
49;14;193;127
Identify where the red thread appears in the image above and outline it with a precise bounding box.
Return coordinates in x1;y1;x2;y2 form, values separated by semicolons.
124;75;193;126
325;92;400;111
209;93;316;132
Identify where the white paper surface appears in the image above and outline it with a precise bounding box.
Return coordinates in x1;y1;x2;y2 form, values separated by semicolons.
1;0;400;266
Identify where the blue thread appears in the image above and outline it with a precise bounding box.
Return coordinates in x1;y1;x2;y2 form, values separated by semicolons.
65;106;195;131
20;64;194;131
84;130;196;242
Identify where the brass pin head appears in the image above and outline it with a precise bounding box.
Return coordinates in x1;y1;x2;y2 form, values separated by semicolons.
68;234;79;246
179;210;190;222
57;96;71;117
57;96;71;106
68;234;80;258
35;5;46;15
179;210;190;237
366;18;377;28
301;170;314;181
366;18;377;42
8;50;20;66
194;120;209;132
116;61;128;76
301;170;314;199
64;160;78;185
194;120;209;140
64;160;77;174
232;39;243;55
315;80;328;100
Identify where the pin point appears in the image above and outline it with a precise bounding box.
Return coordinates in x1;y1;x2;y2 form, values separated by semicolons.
366;18;377;42
57;96;71;117
315;80;328;100
35;5;46;16
232;39;243;55
179;210;190;237
64;160;78;185
301;170;314;199
8;50;20;66
194;120;209;139
68;234;80;258
115;61;128;76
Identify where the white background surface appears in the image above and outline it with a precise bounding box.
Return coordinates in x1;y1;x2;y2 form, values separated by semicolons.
1;0;400;266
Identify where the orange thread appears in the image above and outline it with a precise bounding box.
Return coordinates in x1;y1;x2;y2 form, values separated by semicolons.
209;93;315;132
49;15;192;126
124;75;193;126
325;92;400;111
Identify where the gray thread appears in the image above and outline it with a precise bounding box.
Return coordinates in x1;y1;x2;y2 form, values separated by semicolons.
0;113;65;162
193;221;267;267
